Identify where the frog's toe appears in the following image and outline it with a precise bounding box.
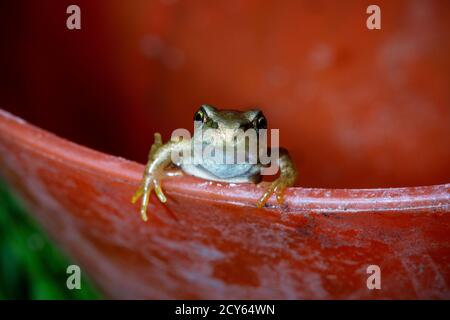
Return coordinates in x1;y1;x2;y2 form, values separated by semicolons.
153;132;162;145
131;183;145;204
275;185;287;205
153;179;167;203
149;133;163;159
256;183;276;208
140;192;151;222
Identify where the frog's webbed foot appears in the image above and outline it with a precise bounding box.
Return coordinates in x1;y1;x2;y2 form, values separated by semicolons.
256;148;297;208
131;172;167;222
256;178;290;208
131;132;169;222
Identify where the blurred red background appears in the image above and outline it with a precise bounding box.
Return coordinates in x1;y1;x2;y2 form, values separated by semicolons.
1;0;449;188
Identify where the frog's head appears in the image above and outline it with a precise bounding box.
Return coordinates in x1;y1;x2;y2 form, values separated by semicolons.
193;105;267;164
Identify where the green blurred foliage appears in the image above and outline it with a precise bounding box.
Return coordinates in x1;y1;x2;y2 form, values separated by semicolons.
0;179;102;299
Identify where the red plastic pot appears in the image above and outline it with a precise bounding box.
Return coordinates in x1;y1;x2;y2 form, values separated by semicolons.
0;109;448;299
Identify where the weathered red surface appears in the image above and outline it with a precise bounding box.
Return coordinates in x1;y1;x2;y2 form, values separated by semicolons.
0;109;449;299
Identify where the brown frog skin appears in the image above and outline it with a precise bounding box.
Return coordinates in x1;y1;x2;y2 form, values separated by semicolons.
132;104;298;221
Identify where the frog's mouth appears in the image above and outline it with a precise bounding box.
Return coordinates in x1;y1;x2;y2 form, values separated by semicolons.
190;135;259;179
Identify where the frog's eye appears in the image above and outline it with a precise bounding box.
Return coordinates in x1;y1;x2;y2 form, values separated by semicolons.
194;109;206;122
255;115;267;129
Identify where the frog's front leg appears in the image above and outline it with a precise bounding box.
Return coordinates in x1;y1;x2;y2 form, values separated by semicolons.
131;133;187;222
257;148;298;208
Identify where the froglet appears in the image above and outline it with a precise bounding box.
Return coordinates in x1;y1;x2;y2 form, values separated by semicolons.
132;105;298;221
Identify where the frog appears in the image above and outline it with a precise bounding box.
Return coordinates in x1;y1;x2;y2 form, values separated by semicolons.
132;104;298;221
